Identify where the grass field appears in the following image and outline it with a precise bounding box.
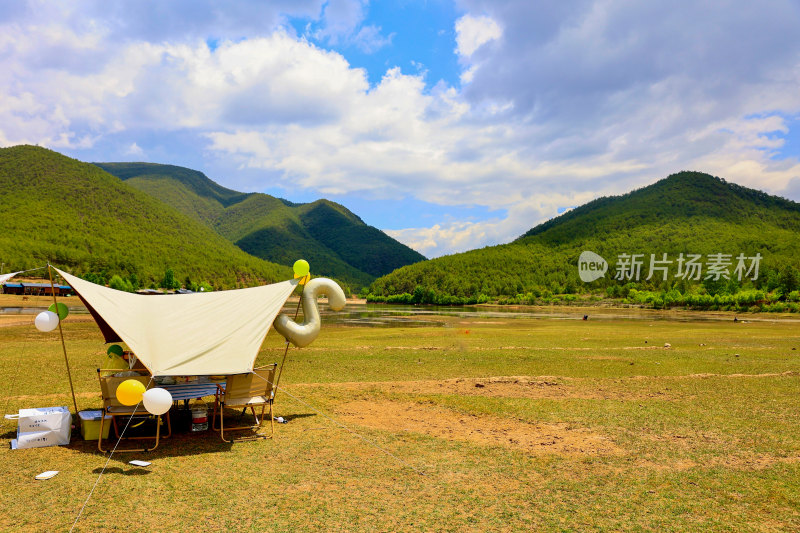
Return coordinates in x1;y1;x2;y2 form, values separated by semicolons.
1;305;799;532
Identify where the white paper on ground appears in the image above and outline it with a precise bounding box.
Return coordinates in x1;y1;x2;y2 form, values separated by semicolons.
128;460;151;467
35;471;59;480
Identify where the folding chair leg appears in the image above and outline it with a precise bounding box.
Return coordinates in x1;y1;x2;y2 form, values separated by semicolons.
161;412;172;439
143;415;161;452
98;413;167;453
215;402;274;442
98;415;107;453
211;399;221;431
219;404;229;443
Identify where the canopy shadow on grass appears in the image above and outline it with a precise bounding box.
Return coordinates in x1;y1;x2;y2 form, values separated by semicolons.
90;466;152;476
58;410;318;460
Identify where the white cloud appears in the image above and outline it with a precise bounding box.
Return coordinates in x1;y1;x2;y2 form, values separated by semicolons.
352;24;394;53
783;177;800;201
0;28;369;145
125;142;145;157
308;0;392;53
385;191;598;257
318;0;368;43
1;1;800;258
455;14;501;58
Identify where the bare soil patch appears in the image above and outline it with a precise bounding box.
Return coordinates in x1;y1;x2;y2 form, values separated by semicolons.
325;375;648;401
337;399;621;456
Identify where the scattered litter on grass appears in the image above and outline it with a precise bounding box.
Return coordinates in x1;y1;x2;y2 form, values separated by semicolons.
35;471;58;480
128;460;151;467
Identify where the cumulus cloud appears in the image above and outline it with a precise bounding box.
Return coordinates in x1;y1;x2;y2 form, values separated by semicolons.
125;142;145;157
783;177;800;202
385;190;598;257
0;28;367;143
1;1;799;258
317;0;368;43
455;14;501;58
307;0;392;53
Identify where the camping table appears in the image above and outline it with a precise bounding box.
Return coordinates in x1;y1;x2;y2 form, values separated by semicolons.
159;378;225;403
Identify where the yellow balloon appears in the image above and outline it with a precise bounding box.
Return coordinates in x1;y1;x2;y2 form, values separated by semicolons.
293;259;310;277
116;379;146;406
294;273;311;285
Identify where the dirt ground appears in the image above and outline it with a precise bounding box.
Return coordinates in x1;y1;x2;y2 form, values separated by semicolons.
322;375;651;401
336;397;622;456
318;372;799;463
325;376;627;457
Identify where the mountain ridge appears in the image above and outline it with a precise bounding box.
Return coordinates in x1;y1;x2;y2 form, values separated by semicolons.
0;146;290;288
96;161;426;288
367;171;800;304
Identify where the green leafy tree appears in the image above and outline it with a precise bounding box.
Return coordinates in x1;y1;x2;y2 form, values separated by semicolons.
161;268;179;290
779;266;799;294
109;274;133;292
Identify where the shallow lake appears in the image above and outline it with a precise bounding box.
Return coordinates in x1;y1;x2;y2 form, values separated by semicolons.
2;301;797;327
301;302;799;326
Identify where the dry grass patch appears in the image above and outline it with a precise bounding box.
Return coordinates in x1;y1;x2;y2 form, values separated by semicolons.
336;399;622;456
634;454;800;473
321;375;654;401
2;311;800;531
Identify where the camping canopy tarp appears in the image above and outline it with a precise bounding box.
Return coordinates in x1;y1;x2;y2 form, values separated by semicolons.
56;268;297;377
0;271;21;285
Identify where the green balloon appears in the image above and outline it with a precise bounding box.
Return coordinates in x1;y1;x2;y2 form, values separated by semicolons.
293;259;310;277
48;302;69;320
107;344;124;357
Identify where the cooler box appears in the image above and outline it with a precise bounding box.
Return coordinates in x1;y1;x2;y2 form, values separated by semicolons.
78;410;112;440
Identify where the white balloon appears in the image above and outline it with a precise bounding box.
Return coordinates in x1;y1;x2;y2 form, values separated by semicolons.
142;387;173;415
34;311;60;332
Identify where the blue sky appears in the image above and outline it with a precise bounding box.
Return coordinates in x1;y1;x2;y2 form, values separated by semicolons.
1;0;799;257
290;0;463;89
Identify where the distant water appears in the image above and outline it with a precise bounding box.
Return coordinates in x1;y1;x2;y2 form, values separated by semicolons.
313;302;799;325
2;302;796;326
0;306;86;315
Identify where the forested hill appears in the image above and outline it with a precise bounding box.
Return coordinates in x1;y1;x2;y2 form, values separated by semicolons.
96;162;426;288
518;171;800;245
367;171;800;304
0;146;290;288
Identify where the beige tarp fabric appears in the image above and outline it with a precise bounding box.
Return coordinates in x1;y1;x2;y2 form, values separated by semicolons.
0;271;21;285
56;268;297;377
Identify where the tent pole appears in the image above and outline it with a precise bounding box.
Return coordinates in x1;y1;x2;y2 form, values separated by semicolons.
48;265;79;416
272;280;306;403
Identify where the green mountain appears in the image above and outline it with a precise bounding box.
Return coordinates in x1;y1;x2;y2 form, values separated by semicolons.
0;146;290;288
367;171;800;304
95;162;426;288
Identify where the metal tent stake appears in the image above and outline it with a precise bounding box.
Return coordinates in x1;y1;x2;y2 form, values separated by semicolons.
48;265;79;415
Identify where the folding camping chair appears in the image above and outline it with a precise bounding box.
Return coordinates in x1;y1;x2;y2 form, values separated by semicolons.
212;364;277;442
96;369;171;452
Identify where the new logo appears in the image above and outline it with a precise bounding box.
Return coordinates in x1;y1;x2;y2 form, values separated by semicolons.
578;251;608;282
